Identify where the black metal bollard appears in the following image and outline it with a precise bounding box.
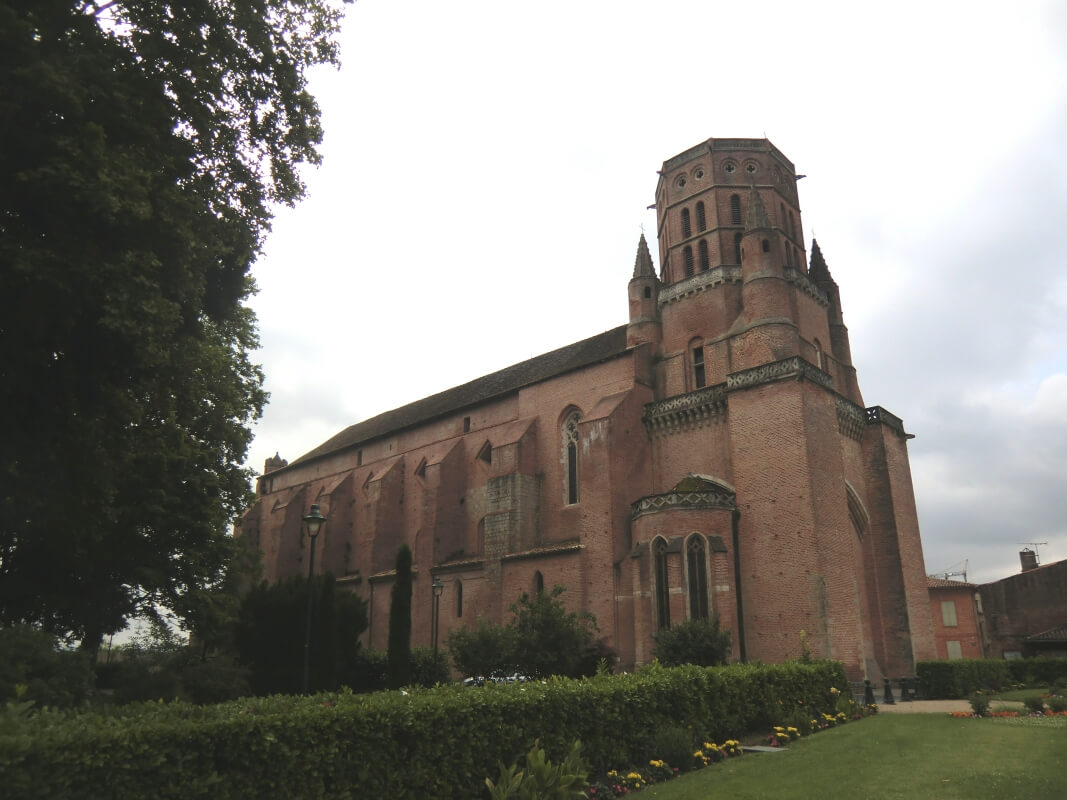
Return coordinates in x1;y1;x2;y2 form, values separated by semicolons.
883;677;895;704
864;679;876;706
899;677;911;701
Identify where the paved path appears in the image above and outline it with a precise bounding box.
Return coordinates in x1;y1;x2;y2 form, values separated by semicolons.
875;699;1026;714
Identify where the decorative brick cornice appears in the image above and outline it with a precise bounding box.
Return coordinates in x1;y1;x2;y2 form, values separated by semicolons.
726;356;832;391
642;385;727;436
783;267;829;306
631;488;737;520
658;266;742;306
865;405;907;437
836;397;866;440
836;398;909;439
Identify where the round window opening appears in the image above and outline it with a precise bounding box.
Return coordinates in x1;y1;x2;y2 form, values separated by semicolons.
745;163;758;174
695;168;705;180
724;163;736;174
676;176;687;188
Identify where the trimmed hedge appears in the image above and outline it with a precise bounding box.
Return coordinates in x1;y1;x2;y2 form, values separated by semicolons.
916;657;1067;699
1;660;845;799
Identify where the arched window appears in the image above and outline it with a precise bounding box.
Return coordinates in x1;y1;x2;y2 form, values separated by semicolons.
780;203;787;236
455;580;463;618
698;239;709;272
761;239;770;253
730;194;742;225
687;535;710;620
789;210;796;240
681;207;691;238
653;538;670;629
696;201;706;232
534;571;544;595
643;286;651;298
785;244;793;267
683;245;694;277
690;338;706;389
813;338;823;370
733;232;743;265
563;411;581;505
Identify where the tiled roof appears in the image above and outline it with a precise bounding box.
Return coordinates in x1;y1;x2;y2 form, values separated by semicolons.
926;576;977;589
282;325;631;471
1025;625;1067;643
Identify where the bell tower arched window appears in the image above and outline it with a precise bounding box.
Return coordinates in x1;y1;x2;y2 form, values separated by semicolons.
563;411;581;505
686;535;710;620
653;538;670;629
683;245;694;277
681;207;692;238
698;239;709;272
696;201;706;231
730;194;742;225
733;233;743;265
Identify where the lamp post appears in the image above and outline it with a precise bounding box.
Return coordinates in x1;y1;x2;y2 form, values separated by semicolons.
301;503;327;695
431;576;444;659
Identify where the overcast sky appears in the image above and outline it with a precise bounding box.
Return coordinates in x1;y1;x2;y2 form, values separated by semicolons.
246;0;1067;586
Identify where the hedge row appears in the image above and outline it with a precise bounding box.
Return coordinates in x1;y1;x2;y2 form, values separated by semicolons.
1;660;845;799
916;657;1067;699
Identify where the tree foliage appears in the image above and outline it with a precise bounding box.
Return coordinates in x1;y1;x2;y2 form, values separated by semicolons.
386;544;413;689
0;0;350;649
235;573;367;695
447;586;610;680
651;616;732;668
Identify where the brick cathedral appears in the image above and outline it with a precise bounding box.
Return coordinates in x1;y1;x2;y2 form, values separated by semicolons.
241;137;937;680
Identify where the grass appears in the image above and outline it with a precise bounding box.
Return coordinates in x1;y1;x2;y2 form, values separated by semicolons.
638;714;1067;799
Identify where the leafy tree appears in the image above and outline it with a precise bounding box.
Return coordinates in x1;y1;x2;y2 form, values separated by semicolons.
0;1;350;652
448;586;608;680
447;619;519;679
386;545;413;689
235;573;367;695
0;625;94;708
652;616;732;667
511;587;602;679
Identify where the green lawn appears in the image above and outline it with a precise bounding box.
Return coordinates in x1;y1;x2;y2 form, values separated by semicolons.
638;714;1066;800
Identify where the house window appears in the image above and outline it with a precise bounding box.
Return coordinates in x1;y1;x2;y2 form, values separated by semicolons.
691;341;706;389
683;246;694;277
687;535;710;620
653;538;670;629
563;411;581;505
455;580;463;618
698;239;709;272
730;194;742;225
681;207;692;238
696;201;706;231
946;640;963;660
941;600;958;627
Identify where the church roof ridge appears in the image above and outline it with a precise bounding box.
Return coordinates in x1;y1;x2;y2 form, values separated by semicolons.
285;325;631;470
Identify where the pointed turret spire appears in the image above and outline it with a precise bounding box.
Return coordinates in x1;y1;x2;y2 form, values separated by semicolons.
808;239;832;280
632;233;656;279
744;187;771;231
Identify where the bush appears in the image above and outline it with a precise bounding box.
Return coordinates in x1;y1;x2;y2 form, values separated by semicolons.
649;725;695;772
1006;657;1067;687
916;659;1012;699
1047;695;1067;713
0;625;94;709
652;617;731;667
235;573;367;695
968;694;990;716
0;661;846;798
448;586;603;680
1023;695;1046;714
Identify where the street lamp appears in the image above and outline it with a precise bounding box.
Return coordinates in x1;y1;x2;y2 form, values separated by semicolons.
431;575;445;659
301;503;327;695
